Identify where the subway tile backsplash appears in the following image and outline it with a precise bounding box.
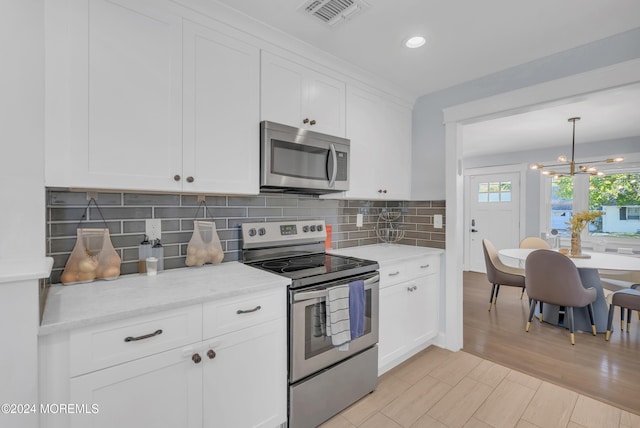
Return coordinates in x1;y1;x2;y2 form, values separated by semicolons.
46;190;446;284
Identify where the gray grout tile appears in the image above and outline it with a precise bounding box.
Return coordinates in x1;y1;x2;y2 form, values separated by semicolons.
46;190;445;284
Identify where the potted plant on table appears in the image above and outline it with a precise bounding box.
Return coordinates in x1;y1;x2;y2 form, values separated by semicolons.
567;210;603;258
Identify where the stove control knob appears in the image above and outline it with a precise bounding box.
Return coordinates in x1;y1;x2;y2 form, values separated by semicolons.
310;225;316;232
302;226;309;233
248;228;257;237
317;224;323;232
258;228;266;236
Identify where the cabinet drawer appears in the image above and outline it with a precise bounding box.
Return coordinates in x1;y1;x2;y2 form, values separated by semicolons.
379;263;410;288
406;256;440;277
69;305;202;377
203;288;286;339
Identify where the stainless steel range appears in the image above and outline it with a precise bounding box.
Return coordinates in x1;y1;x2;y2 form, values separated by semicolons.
242;220;379;428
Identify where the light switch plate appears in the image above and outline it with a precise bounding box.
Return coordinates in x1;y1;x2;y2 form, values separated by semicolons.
434;214;443;229
145;219;162;241
356;213;363;228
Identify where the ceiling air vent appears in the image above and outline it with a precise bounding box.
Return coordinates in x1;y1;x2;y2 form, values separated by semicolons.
299;0;368;27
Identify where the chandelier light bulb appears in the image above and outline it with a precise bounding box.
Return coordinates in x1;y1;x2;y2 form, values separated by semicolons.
557;155;568;163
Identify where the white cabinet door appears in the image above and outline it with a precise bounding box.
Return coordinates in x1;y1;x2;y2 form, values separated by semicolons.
182;21;260;194
67;0;183;191
378;281;411;371
407;275;439;347
343;85;384;199
340;85;412;200
203;318;287;428
69;345;202;428
379;100;412;200
261;52;346;136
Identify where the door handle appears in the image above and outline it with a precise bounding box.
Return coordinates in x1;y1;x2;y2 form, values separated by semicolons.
328;143;338;188
471;229;478;233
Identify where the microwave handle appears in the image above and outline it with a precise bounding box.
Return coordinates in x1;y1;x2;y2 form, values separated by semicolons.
328;143;338;188
293;274;379;302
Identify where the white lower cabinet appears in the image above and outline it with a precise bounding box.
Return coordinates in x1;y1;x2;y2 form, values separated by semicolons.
378;256;440;374
203;319;286;428
40;289;287;428
69;344;203;428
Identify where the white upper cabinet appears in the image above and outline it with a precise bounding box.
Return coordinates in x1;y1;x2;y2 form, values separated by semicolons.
261;51;346;137
48;0;184;192
182;21;259;194
338;85;412;200
45;0;260;195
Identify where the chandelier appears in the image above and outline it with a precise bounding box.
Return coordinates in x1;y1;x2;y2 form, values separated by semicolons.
530;117;623;177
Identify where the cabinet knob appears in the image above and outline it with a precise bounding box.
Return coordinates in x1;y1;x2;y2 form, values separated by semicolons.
174;174;181;181
207;349;216;360
377;189;387;194
192;353;202;364
420;264;430;269
303;118;310;124
186;176;194;183
309;119;316;126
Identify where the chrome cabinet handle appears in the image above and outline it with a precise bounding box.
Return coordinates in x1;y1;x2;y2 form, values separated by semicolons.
407;285;418;292
388;271;400;276
237;305;261;314
124;329;162;342
192;353;202;364
303;118;309;124
309;119;316;125
420;264;430;269
186;176;194;183
173;175;181;181
207;349;216;360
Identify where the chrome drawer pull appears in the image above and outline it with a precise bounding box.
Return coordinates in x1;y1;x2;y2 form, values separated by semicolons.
124;329;163;342
420;264;430;269
388;271;400;276
236;305;261;314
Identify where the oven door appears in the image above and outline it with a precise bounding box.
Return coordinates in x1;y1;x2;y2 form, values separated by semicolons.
289;272;379;384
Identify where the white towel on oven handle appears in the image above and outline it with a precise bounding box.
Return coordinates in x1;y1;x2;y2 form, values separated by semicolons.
326;284;351;351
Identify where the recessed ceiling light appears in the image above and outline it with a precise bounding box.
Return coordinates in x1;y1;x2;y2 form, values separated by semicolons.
404;36;426;48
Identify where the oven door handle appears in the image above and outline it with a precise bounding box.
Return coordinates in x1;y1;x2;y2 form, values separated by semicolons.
293;274;379;302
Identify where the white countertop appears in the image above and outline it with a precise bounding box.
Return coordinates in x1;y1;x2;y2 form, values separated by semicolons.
0;257;53;284
329;244;444;266
40;262;290;336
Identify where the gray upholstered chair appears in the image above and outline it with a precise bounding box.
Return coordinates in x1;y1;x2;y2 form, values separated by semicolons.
519;237;551;249
605;285;640;341
524;249;597;345
482;239;526;311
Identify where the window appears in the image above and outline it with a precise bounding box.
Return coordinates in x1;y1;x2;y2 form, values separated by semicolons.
478;181;511;203
545;171;640;240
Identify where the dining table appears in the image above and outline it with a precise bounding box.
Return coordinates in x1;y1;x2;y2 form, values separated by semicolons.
498;248;640;333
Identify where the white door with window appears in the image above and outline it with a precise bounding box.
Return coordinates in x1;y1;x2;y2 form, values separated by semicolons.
466;172;521;272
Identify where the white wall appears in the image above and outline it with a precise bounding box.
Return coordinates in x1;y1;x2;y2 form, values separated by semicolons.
1;0;46;260
0;1;45;425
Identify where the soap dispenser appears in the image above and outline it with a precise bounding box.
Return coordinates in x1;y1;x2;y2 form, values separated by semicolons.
138;235;152;273
151;239;164;272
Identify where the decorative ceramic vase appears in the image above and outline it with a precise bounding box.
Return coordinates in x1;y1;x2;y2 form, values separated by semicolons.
570;232;582;257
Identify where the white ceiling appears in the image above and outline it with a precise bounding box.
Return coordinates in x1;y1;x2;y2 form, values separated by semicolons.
462;83;640;157
213;0;640;156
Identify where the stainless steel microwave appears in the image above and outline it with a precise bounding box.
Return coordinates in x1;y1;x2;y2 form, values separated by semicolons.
260;121;350;194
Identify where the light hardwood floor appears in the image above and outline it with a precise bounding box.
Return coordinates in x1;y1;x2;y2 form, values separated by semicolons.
323;271;640;427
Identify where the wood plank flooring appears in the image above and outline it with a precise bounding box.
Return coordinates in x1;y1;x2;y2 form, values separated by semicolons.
323;270;640;427
462;271;640;416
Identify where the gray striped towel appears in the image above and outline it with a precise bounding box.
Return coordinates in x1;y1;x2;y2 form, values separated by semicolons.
326;284;351;350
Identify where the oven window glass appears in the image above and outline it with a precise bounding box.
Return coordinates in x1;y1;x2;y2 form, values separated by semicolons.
304;289;372;360
271;139;329;181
